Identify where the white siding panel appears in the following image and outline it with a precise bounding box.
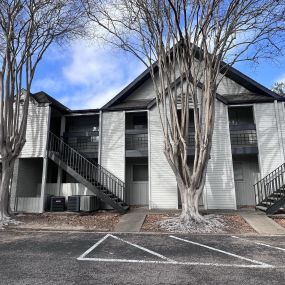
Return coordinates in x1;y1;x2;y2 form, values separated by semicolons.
19;103;50;158
254;103;283;176
125;77;155;101
217;76;249;95
46;183;95;198
101;111;125;181
276;102;285;162
16;197;42;213
205;101;236;209
149;105;177;209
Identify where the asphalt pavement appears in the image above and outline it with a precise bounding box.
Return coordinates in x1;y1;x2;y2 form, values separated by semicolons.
0;230;285;284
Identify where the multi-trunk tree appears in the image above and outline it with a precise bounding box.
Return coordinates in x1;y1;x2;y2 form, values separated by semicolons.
84;0;285;224
0;0;85;224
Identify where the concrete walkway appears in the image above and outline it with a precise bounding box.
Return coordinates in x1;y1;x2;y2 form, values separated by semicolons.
114;208;147;232
240;211;285;235
114;207;285;234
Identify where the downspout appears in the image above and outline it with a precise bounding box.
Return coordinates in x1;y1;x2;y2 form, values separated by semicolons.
98;110;103;165
147;109;152;210
40;105;51;213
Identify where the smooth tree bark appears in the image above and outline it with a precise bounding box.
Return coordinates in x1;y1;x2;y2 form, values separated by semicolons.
0;0;85;222
85;0;285;224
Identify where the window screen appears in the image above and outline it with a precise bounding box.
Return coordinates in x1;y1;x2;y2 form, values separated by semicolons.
133;115;147;126
133;165;148;181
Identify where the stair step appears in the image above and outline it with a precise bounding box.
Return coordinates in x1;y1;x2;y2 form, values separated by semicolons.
112;197;120;202
123;205;129;211
48;133;130;214
271;193;284;197
260;201;274;206
256;205;268;211
267;196;279;201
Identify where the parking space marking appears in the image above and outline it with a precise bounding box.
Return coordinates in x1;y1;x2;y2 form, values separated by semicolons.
77;233;175;262
232;236;285;252
77;234;274;268
169;235;271;267
78;234;110;260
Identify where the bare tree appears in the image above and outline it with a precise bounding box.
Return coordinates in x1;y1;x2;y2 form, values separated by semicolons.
84;0;285;225
0;0;85;224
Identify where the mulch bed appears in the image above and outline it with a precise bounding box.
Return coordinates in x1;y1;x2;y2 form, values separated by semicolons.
12;211;120;231
141;214;256;234
271;217;285;228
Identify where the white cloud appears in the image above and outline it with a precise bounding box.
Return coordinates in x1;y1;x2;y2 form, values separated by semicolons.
35;39;145;109
32;77;62;93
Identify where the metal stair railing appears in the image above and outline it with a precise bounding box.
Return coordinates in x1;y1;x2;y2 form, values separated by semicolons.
254;163;285;206
48;131;126;202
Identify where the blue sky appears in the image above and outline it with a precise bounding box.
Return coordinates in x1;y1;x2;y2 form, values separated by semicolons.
32;39;285;110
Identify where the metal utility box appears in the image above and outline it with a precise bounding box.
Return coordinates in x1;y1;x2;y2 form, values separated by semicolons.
50;196;65;212
45;194;54;211
67;195;81;212
80;195;100;212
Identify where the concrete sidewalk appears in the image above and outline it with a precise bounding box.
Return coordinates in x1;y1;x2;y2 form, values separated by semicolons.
114;207;285;234
240;211;285;235
114;208;147;232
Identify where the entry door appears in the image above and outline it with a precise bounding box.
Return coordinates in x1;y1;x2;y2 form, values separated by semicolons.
129;164;148;205
234;161;259;206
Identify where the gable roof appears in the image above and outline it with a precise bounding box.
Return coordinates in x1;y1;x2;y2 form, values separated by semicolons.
102;63;284;110
32;91;71;114
219;93;276;105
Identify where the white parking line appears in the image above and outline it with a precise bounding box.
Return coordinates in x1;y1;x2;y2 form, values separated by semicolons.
77;234;274;268
78;257;272;268
77;234;175;262
232;236;285;252
109;234;176;262
169;235;271;267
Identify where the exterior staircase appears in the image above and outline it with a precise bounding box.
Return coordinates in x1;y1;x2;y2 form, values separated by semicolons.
254;163;285;215
47;131;129;213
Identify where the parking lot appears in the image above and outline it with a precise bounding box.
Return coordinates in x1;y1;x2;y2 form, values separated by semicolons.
0;230;285;284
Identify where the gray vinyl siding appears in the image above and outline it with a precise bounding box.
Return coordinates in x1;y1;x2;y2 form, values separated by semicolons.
19;102;50;158
205;101;237;209
125;77;155;101
217;76;248;95
149;105;178;209
254;102;284;176
100;111;125;181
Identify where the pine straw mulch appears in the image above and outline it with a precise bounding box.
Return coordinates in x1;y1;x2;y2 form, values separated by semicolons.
141;213;256;234
10;211;120;231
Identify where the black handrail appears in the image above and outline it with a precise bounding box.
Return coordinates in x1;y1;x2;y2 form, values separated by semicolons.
47;131;125;202
254;163;285;206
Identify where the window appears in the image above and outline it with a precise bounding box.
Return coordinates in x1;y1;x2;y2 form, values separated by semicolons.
133;115;147;127
133;165;148;181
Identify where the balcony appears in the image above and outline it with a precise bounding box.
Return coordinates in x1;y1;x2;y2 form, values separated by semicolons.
125;129;148;157
230;124;258;154
63;131;99;158
186;124;258;155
